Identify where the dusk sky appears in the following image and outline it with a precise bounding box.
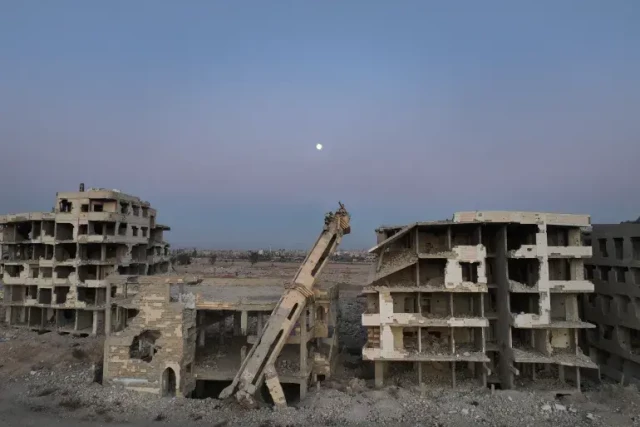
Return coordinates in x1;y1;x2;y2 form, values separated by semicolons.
1;1;639;250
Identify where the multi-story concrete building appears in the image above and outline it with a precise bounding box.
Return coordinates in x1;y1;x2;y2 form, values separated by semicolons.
0;185;171;335
364;211;597;391
584;223;640;384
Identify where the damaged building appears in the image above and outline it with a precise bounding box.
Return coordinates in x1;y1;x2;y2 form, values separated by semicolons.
364;211;597;391
103;276;339;400
584;223;640;384
0;185;172;335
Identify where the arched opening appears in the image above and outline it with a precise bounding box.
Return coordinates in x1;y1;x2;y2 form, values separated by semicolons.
162;367;177;397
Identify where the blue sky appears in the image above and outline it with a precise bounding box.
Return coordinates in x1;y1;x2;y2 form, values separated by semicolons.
1;1;639;249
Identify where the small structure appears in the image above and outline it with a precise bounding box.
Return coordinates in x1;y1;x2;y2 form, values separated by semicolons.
103;276;339;399
584;223;640;384
364;211;597;391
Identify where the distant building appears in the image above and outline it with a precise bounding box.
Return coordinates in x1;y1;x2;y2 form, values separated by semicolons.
584;223;640;384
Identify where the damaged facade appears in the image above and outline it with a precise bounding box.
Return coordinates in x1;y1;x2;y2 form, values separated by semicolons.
364;211;597;390
0;186;171;335
584;224;640;384
104;276;339;399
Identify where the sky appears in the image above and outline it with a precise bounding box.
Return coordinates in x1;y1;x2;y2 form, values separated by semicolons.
1;1;639;250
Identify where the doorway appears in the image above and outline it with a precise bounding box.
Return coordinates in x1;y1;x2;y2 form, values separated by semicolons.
162;367;177;397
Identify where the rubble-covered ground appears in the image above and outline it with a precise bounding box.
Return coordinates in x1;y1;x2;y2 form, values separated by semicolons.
1;262;640;426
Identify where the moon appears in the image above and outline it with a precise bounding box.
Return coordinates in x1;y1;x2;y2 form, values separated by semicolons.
316;143;323;150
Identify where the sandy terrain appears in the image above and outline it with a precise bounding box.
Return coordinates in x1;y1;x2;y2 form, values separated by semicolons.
0;261;639;426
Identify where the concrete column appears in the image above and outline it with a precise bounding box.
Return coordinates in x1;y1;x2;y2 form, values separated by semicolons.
495;225;515;389
559;365;565;382
451;362;457;388
240;310;248;335
374;361;385;388
300;308;308;376
532;363;536;380
92;311;98;335
101;244;107;262
257;312;263;333
105;285;112;335
198;329;206;347
300;380;307;400
300;309;309;400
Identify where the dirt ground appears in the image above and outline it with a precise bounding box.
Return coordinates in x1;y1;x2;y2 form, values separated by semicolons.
1;261;640;426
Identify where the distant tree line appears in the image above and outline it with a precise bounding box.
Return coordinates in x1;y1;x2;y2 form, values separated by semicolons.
622;216;640;224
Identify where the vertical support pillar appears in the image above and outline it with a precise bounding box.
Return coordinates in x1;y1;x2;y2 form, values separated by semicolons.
375;361;385;388
481;363;487;388
532;363;536;380
101;244;107;262
105;283;112;335
92;311;98;335
299;308;309;400
559;365;565;382
240;310;248;336
257;312;263;332
451;362;457;388
300;307;309;370
495;225;515;389
576;367;581;391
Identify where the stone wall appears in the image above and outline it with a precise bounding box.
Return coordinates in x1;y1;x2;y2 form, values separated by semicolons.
104;282;196;396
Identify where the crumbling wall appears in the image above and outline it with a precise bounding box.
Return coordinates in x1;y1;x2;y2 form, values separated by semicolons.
104;282;196;396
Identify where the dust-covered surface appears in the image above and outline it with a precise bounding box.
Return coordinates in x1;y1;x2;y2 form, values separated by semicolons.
1;262;640;426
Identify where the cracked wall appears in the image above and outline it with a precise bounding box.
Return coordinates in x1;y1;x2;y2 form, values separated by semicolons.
104;281;197;396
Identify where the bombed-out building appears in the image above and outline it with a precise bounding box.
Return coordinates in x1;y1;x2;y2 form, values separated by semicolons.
584;223;640;384
103;275;339;399
0;186;172;335
364;211;597;391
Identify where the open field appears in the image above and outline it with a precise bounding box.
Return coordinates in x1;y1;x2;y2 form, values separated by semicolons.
1;261;640;426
